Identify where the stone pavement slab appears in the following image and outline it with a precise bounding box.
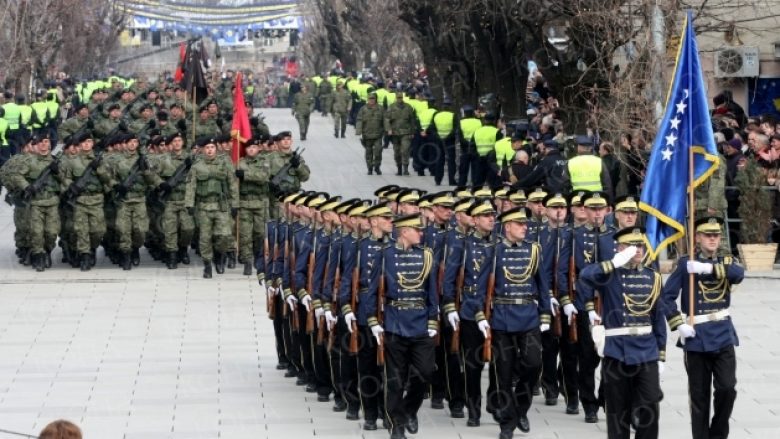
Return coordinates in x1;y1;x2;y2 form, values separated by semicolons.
0;109;773;438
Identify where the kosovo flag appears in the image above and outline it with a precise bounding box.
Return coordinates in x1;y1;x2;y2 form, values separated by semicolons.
639;11;720;261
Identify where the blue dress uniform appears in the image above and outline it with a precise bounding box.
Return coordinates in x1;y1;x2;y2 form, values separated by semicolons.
572;191;616;420
309;217;336;400
424;192;465;415
525;187;547;243
338;202;388;425
483;207;551;437
366;214;438;439
537;193;579;409
278;195;303;380
661;217;744;439
441;198;496;424
264;215;289;371
577;227;666;439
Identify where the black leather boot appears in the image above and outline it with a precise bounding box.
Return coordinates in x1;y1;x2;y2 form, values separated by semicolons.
214;252;225;274
34;253;45;272
167;252;177;269
179;247;190;264
396;165;402;176
80;253;91;272
122;252;132;270
131;248;140;266
340;129;346;138
403;165;410;176
375;165;381;175
226;251;236;269
367;166;373;175
203;260;213;278
45;252;52;268
243;262;253;276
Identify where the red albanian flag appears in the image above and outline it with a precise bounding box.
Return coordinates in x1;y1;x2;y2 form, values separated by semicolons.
230;71;252;165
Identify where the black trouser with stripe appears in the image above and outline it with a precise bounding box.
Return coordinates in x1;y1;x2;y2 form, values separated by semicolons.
357;324;382;421
333;317;360;411
384;332;435;430
685;346;737;439
460;320;486;419
541;317;579;404
602;357;661;439
489;328;542;431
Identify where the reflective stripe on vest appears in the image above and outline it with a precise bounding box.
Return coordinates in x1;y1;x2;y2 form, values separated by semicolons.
433;111;454;137
0;119;8;145
459;118;482;142
418;108;436;130
2;103;21;130
568;155;603;191
474;126;499;156
494;137;515;166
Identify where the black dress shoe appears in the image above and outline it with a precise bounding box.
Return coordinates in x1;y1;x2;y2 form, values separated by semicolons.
566;401;580;415
499;428;513;439
317;394;329;402
584;409;598;423
545;396;558;406
430;398;444;409
332;400;347;412
390;426;406;439
295;377;306;386
517;414;530;433
305;383;317;393
466;418;480;427
405;415;418;434
345;409;360;420
284;370;297;378
375;166;382;175
450;406;465;418
532;386;541;396
363;420;377;431
276;362;289;370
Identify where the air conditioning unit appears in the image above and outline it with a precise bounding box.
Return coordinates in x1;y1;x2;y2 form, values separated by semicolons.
714;47;759;78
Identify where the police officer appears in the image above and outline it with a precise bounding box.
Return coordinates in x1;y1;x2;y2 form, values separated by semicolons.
2;91;25;155
472;113;502;187
431;99;458;186
662;217;744;439
514;138;569;193
442;198;495;426
566;135;614;199
577;227;666;439
366;213;438;439
355;93;385;175
384;92;418;176
487;207;551;437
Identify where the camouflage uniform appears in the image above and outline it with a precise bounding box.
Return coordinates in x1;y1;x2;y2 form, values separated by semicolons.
331;87;352;137
237;153;272;274
58;116;90;142
267;149;311;219
159;150;195;263
355;101;385;173
292;90;315;140
694;154;729;254
0;151;32;261
318;80;333;116
384;100;417;171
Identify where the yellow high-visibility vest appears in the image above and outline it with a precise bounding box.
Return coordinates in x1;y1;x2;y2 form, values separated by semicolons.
494;137;515;166
418;108;437;130
568;155;603;191
473;126;499;156
433;111;454;137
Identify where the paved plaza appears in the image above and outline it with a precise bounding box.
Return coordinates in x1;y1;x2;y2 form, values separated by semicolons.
0;109;777;438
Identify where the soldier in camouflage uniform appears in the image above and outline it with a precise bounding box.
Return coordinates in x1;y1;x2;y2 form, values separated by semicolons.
6;134;62;271
318;75;333;117
57;135;83;267
93;104;126;144
164;104;189;137
58;104;92;141
694;153;729;254
355;93;385;176
128;104;157;145
185;137;239;279
235;138;272;275
384;91;418;176
0;137;34;265
331;82;351;138
292;85;315;140
110;133;160;270
142;135;168;262
157;132;195;269
268;131;311;208
189;106;221;139
60;132;113;271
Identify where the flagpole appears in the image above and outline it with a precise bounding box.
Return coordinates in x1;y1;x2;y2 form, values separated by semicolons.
686;11;696;327
192;84;197;147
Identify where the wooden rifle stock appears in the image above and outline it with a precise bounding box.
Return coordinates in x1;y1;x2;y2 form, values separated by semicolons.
266;237;276;320
289;238;299;331
377;273;385;366
568;250;578;342
552;228;562;337
348;255;359;354
451;262;465;353
482;269;495;362
317;258;330;345
327;267;341;352
435;260;444;347
305;250;315;334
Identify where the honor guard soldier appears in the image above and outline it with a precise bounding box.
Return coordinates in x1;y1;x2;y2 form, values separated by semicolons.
339;201;391;429
525;187;548;242
487;207;552;437
569;191;589;228
442;198;495;426
263;193;292;373
366;214;438;439
562;190;615;422
662;217;744;439
538;192;578;409
425;192;463;415
577;227;666;439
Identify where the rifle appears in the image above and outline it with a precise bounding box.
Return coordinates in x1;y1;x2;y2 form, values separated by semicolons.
305;227;317;335
113;154;148;202
327;264;341;352
61;152;104;209
482;253;496;362
266;231;276;320
157;157;193;202
22;154;61;202
451;243;466;353
593;222;603;319
269;148;305;195
568;231;579;342
282;230;290;320
289;228;300;331
316;252;330;345
552;227;562;337
348;249;360;355
435;244;445;347
377;268;385;366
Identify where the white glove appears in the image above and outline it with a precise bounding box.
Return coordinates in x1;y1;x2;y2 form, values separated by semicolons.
540;323;550;332
314;306;325;321
301;294;312;312
371;325;384;344
588;310;601;326
678;323;697;340
343;312;356;333
428;329;437;338
477;320;490;338
550;297;560;317
259;279;267;290
658;361;665;376
447;311;460;329
611;245;638;268
285;295;298;312
325;310;337;331
687;261;714;275
563;303;578;323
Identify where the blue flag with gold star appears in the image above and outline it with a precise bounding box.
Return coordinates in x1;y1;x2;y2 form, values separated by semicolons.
639;11;720;261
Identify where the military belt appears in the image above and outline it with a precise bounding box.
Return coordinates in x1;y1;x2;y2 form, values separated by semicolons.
462;285;478;293
604;325;652;337
492;297;534;306
692;309;729;324
386;298;425;310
